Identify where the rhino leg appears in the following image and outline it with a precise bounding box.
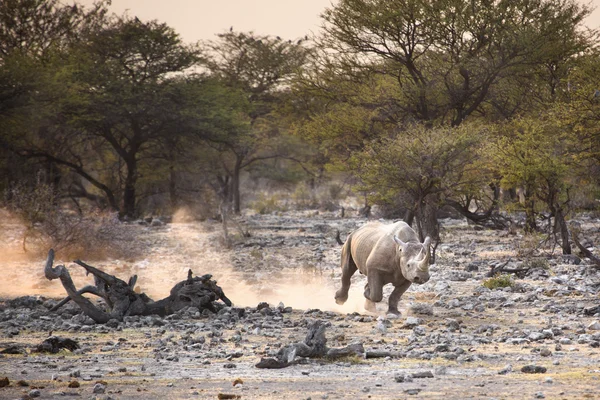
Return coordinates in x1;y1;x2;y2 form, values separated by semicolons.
364;298;378;313
334;245;357;305
364;270;383;303
387;281;412;317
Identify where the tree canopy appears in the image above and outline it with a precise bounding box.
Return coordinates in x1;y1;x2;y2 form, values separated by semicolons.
0;0;599;255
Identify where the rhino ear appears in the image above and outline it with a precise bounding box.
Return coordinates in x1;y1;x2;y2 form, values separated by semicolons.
394;235;407;250
423;236;431;248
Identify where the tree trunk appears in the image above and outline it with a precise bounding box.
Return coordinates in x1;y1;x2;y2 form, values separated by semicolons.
45;250;232;323
415;196;440;263
122;157;137;219
554;206;571;255
232;156;243;214
169;164;178;213
524;195;537;233
403;208;415;226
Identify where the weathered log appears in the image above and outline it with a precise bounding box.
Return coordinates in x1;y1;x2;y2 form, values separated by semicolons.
45;249;231;323
365;350;404;359
256;320;365;369
34;336;79;353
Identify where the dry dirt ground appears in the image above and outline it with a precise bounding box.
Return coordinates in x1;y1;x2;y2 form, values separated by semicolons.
1;209;600;399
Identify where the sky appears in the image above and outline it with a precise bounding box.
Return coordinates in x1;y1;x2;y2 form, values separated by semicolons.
77;0;336;42
76;0;600;44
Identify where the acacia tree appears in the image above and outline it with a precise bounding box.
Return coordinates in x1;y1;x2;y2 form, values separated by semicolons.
11;16;203;219
294;0;593;241
200;30;312;213
0;0;109;192
353;123;488;260
318;0;592;126
492;116;578;253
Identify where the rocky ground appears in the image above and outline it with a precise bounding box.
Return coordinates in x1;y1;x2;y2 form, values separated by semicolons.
1;210;600;399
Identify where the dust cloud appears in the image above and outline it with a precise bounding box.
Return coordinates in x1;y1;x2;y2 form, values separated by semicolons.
1;210;367;314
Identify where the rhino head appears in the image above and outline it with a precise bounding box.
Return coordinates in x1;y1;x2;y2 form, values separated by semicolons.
394;235;431;284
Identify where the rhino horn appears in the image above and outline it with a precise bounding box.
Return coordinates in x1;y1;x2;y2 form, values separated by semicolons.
417;237;431;263
423;236;431;248
394;235;407;250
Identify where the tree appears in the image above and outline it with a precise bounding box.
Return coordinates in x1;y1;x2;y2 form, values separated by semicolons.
318;0;593;126
0;0;109;193
492;115;576;253
200;30;312;213
293;0;594;245
352;122;488;260
9;16;202;219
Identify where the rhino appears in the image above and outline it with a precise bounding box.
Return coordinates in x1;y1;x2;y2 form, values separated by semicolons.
334;221;431;316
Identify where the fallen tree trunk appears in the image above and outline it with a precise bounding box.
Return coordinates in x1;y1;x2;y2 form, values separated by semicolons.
255;320;365;368
44;249;232;323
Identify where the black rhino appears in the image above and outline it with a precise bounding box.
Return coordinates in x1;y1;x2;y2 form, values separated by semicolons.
334;221;431;316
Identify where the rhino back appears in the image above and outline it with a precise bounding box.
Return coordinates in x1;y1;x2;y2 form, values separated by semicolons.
391;221;420;243
349;221;411;272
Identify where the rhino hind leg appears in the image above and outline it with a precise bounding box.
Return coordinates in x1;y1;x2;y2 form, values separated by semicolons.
335;245;357;305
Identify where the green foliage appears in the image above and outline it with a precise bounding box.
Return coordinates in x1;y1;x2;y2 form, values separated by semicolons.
353;123;488;209
250;193;287;215
317;0;592;126
482;274;514;290
523;258;549;270
493;116;571;193
4;176;137;259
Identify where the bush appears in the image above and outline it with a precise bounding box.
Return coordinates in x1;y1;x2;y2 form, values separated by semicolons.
482;274;514;290
523;257;549;270
4;179;140;259
250;193;286;214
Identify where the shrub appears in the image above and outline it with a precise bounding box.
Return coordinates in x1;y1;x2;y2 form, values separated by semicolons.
523;257;549;270
250;193;286;214
482;274;514;290
5;179;140;259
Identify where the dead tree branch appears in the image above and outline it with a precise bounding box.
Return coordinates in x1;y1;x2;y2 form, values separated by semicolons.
45;249;232;323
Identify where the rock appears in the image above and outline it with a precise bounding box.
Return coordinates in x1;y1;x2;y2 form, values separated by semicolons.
534;392;545;398
0;377;9;387
410;303;434;315
445;318;461;331
465;262;480;272
412;370;434;378
498;364;512;375
257;302;270;311
151;218;164;227
34;336;80;353
28;389;41;398
540;348;552;357
449;271;471;281
528;332;545;341
521;365;547;374
403;317;423;328
587;321;600;331
255;358;288;369
93;383;106;393
394;373;413;383
561;254;581;265
404;388;421;395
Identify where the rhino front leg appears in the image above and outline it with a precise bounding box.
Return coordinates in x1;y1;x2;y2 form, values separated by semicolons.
387;280;412;317
364;269;383;303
